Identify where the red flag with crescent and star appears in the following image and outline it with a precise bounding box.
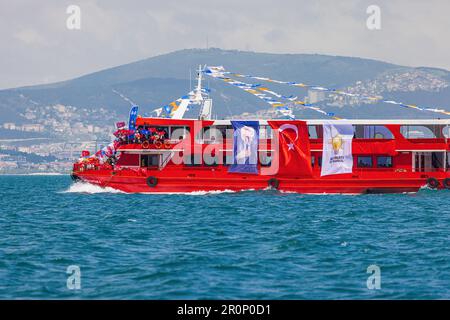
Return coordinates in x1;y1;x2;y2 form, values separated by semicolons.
267;120;313;177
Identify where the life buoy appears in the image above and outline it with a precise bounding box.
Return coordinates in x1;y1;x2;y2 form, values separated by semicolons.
268;178;280;189
164;140;171;149
142;141;150;149
155;141;163;149
146;176;158;187
443;178;450;190
426;177;439;189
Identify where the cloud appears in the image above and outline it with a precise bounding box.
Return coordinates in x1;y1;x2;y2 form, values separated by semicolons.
0;0;449;89
14;29;50;46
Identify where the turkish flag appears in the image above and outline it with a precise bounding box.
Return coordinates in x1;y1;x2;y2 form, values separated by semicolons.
268;120;313;177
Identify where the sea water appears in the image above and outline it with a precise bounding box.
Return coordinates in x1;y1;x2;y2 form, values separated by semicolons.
0;175;449;299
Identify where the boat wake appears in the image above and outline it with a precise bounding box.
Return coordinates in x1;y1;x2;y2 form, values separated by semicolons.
419;185;438;191
61;182;124;194
182;189;236;195
61;184;429;196
61;183;237;195
28;172;65;176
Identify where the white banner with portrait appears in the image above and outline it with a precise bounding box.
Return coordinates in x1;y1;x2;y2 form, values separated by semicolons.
321;122;354;176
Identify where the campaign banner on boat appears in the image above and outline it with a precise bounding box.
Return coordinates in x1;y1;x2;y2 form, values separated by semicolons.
128;106;139;131
228;121;259;174
321;122;354;176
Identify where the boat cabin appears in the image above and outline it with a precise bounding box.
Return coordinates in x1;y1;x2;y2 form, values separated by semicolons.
112;118;450;175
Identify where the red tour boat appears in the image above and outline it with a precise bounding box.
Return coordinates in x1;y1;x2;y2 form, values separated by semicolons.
71;67;450;194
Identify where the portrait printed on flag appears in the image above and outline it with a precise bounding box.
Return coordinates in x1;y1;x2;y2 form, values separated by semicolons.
229;121;259;174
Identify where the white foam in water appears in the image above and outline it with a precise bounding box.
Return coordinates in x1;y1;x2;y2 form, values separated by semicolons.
28;172;65;176
278;189;360;195
188;189;236;195
62;182;124;194
62;183;237;195
278;190;297;194
318;192;359;195
419;184;437;191
62;184;413;196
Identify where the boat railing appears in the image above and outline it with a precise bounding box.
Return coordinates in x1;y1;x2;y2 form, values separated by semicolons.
73;161;112;172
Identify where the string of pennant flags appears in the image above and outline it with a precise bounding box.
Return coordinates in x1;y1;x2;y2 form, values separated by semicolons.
151;88;210;118
151;66;450;120
208;72;295;119
152;67;342;119
204;66;341;120
204;66;450;118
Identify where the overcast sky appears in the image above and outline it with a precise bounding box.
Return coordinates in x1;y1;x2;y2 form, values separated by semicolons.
1;0;449;89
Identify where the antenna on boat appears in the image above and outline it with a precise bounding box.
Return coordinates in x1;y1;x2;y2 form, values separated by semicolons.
170;65;212;120
197;64;213;120
194;64;204;103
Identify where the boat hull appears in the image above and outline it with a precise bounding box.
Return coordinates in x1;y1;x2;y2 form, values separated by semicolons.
72;170;447;194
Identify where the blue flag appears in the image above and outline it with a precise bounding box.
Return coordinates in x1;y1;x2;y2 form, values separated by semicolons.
128;105;139;131
228;121;259;174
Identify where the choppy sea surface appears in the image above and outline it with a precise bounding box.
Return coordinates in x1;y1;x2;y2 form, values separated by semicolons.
1;175;449;299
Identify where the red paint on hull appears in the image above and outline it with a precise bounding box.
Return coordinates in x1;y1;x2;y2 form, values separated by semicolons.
73;168;447;194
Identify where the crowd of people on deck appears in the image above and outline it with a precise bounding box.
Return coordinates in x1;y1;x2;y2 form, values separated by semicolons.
113;126;168;145
77;125;169;168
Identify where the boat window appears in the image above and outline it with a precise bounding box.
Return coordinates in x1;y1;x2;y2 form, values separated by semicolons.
308;125;318;139
443;126;450;138
196;126;209;142
170;126;189;140
223;152;232;166
196;126;224;144
140;154;160;167
357;156;373;168
312;155;323;168
259;126;273;139
377;156;393;168
432;152;444;169
184;154;202;166
214;125;232;139
447;152;450;170
414;152;445;172
400;125;436;139
204;154;219;166
354;125;393;139
259;151;272;167
204;159;219;166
